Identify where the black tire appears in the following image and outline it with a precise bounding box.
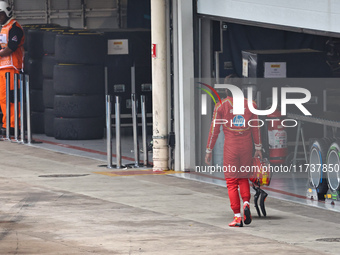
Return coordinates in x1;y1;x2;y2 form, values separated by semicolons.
55;33;106;65
43;79;54;108
27;29;45;59
43;28;70;54
31;111;45;134
44;108;54;137
54;95;104;118
54;117;104;140
42;55;57;78
25;25;61;57
23;24;59;51
25;58;43;89
30;89;44;112
43;30;57;54
309;138;332;194
326;139;340;192
53;64;105;95
24;51;30;70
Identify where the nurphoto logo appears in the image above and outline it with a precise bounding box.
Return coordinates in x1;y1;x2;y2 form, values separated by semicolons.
197;82;313;128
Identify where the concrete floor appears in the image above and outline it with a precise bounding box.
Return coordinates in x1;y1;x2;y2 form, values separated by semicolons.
1;138;340;254
31;133;340;213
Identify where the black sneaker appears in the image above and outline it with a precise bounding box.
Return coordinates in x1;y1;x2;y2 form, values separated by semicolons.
243;203;252;225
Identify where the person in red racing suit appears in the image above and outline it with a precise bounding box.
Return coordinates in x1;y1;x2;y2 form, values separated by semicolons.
205;95;262;227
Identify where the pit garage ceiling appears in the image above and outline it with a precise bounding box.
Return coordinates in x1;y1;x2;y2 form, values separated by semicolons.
11;0;126;29
197;0;340;35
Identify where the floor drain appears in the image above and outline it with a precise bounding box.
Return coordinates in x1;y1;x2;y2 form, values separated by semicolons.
316;238;340;242
38;174;90;178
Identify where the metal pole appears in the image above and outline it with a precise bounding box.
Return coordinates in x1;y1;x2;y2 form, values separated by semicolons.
25;75;32;144
106;95;113;168
5;72;10;140
104;67;108;95
115;96;122;168
81;0;86;29
19;74;25;143
151;0;168;171
215;51;220;81
14;73;19;141
256;91;261;109
323;89;327;137
301;126;308;164
131;64;136;94
141;95;148;166
131;93;140;167
292;121;302;167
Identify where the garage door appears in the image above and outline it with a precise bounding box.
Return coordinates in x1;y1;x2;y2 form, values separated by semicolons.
197;0;340;34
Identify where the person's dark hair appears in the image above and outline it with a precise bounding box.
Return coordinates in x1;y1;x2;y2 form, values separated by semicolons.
224;74;241;97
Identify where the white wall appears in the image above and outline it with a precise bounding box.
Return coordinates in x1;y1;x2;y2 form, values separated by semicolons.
197;0;340;34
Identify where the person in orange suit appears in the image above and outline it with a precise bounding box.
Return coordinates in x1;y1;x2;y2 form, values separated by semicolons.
0;1;24;135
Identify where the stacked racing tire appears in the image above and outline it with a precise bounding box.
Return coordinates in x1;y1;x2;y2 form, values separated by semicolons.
53;31;106;140
42;28;72;136
23;24;61;134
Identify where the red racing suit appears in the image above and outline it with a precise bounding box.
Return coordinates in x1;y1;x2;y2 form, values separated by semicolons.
206;96;262;214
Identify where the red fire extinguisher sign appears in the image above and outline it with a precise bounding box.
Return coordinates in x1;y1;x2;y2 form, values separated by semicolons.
152;43;157;58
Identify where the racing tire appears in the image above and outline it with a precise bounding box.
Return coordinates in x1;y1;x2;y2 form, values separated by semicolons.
55;33;106;65
54;95;104;118
44;108;54;137
27;29;45;59
43;28;70;54
326;139;340;192
42;79;54;108
54;117;104;140
31;111;45;134
30;89;44;112
25;59;43;89
309;138;333;194
42;55;57;78
53;64;104;95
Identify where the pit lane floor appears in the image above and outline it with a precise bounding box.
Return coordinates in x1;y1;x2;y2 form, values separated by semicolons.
31;134;340;213
1;139;340;254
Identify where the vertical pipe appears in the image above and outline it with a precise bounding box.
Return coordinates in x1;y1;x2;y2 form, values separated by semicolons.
301;126;308;164
151;0;168;171
46;0;51;24
106;95;113;168
131;65;136;94
141;95;148;166
117;0;122;28
5;72;10;140
293;121;302;167
104;67;108;95
115;96;122;168
81;0;86;29
14;73;19;141
215;51;219;81
257;91;262;109
45;0;48;23
25;75;32;144
323;89;327;137
131;93;140;167
20;74;24;143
